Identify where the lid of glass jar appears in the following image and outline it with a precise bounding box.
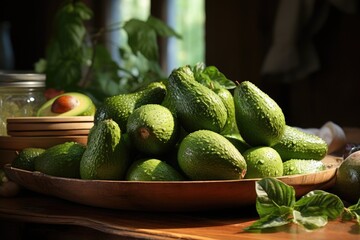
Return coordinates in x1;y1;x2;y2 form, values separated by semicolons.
0;71;46;87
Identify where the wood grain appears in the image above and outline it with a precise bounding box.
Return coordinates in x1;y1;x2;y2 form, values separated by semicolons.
0;193;358;240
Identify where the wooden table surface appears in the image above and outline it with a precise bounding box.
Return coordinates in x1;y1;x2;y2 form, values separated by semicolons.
0;191;359;240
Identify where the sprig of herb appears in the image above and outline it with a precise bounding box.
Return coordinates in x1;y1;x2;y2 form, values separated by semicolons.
245;177;360;232
35;0;180;103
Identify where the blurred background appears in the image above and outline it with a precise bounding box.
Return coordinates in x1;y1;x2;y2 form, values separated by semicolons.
0;0;359;129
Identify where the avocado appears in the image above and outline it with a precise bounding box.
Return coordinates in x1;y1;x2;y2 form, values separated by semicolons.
126;158;184;181
272;125;328;161
215;87;251;153
95;81;166;132
80;119;130;180
177;129;247;180
12;147;45;171
333;151;360;203
37;92;96;116
282;159;326;175
126;104;179;156
234;81;286;146
167;66;227;133
34;142;86;178
243;146;283;179
216;87;238;135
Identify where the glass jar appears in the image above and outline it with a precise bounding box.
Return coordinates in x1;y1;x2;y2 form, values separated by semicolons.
0;71;46;135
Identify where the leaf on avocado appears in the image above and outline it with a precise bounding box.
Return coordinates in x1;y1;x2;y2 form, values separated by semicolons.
255;177;296;218
192;62;236;90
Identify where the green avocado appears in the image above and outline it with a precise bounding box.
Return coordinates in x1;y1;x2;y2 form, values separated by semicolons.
333;151;360;203
167;66;227;133
12;147;45;171
234;81;286;147
95;81;166;132
126;158;184;181
272;125;328;161
37;92;96;116
126;104;179;156
80;119;130;180
243;146;283;179
34;142;86;178
177;129;247;180
283;159;326;176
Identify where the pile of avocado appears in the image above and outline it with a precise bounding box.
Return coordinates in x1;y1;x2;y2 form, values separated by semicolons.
12;65;329;181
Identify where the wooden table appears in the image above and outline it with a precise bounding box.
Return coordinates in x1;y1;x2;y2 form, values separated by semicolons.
0;190;359;240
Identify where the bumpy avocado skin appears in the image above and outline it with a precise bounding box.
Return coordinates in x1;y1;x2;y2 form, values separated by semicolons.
215;87;251;153
94;82;166;132
283;159;326;175
234;81;286;147
272;125;328;161
126;104;179;156
167;66;227;133
12;148;45;171
34;142;86;178
177;130;247;180
80;119;130;180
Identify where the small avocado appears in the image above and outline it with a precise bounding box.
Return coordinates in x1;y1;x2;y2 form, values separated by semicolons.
37;92;96;117
234;81;286;147
177;129;247;180
272;125;328;161
282;159;326;175
126;104;179;156
95;81;166;132
333;151;360;203
167;66;227;133
34;142;86;178
80;119;130;180
126;158;184;181
12;147;45;171
243;146;283;179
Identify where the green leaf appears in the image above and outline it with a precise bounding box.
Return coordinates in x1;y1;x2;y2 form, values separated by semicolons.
293;210;328;230
294;190;344;220
123;19;158;61
343;198;360;224
245;205;293;231
55;1;92;56
191;63;236;90
34;58;47;73
255;178;296;218
147;16;181;38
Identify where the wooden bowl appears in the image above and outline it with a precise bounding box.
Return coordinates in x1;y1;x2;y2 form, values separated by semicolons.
3;156;341;212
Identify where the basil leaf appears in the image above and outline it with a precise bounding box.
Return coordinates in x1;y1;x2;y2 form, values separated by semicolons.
255;178;296;218
294;190;344;220
245;206;293;231
293;210;328;230
191;63;236;90
343;198;360;224
202;66;236;90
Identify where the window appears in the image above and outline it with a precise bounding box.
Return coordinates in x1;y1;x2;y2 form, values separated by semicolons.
106;0;205;74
